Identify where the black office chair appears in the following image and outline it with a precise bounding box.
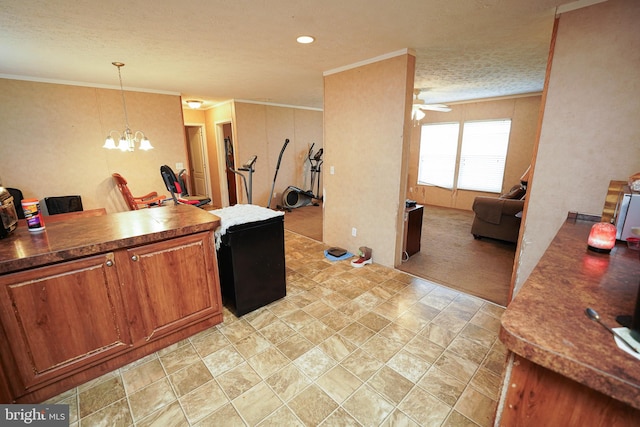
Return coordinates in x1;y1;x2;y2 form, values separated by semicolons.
160;165;211;208
44;195;83;215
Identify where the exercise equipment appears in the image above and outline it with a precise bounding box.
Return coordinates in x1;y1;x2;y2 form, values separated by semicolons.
281;143;323;210
227;154;257;204
267;138;290;209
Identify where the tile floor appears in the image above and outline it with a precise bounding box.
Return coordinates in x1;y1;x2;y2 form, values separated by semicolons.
46;231;507;426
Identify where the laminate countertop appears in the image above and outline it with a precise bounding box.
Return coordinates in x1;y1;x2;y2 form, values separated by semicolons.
500;218;640;409
0;205;220;275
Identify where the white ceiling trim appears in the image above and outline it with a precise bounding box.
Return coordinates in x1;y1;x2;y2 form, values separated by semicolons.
0;74;180;96
556;0;607;14
323;48;416;77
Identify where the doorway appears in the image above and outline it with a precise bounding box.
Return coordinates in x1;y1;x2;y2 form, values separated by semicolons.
184;125;210;198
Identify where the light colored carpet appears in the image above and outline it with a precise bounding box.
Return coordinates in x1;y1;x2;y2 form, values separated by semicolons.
283;203;515;306
397;205;515;306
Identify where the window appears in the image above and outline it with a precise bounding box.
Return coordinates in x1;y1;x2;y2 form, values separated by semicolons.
417;119;511;193
458;120;511;192
417;123;459;189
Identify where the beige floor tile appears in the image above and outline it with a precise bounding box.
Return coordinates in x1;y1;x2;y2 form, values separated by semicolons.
454;386;497;427
244;307;278;329
319;407;361;426
303;300;335;319
360;334;404;363
159;343;201;374
190;329;231;357
78;376;126;418
482;344;509;376
234;332;272;359
316;365;362;403
378;322;415;345
79;398;131;427
193;403;245;427
417;367;466;406
470;367;503;400
319;310;353;331
276;333;315;360
136;400;187;427
259;405;305;426
403;334;445;364
387;350;431;383
281;309;316;331
357;311;392;332
168;360;213;397
338;322;376;346
259;319;297;344
448;335;490;365
266;364;312;402
216;362;262;400
339;300;370;320
434;349;479;384
340;348;384;382
399;386;451;426
219;319;256;343
368;366;414;405
179;379;229;424
318;333;358;362
288;384;339;426
442;410;481;427
232;381;283;425
128;378;176;422
294;347;337;379
342;385;395;426
202;345;245;376
299;319;335;344
248;346;290;378
459;323;498;348
380;409;421;426
121;358;165;395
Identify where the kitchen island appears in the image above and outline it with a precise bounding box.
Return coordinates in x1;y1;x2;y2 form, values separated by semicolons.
498;217;640;425
0;205;223;403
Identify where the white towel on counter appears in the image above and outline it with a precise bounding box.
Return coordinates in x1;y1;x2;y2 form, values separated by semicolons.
209;204;284;249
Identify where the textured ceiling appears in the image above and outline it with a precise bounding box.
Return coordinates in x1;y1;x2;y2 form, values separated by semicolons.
0;0;579;109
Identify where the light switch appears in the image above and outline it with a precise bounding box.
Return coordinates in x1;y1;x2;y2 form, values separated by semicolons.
176;162;184;170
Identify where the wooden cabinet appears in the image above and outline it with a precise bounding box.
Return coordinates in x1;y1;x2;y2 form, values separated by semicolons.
0;206;223;403
0;253;130;391
117;232;220;343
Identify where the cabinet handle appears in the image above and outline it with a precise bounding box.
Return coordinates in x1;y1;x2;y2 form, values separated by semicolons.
131;255;139;262
106;260;114;267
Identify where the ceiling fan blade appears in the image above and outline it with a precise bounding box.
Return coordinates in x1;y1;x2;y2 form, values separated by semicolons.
419;103;452;112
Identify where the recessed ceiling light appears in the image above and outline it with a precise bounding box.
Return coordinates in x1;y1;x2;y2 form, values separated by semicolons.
296;35;315;44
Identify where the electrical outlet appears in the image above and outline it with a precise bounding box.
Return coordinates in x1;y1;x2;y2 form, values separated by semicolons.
352;227;357;237
176;162;184;170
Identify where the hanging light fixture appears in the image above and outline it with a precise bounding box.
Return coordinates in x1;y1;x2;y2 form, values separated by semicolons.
103;62;153;152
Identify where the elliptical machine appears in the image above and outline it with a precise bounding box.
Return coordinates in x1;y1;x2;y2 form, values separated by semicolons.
281;143;323;210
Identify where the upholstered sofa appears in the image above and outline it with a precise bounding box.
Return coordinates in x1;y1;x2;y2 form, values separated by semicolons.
471;185;525;243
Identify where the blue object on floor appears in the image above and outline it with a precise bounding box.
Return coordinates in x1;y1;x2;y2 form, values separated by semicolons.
324;250;353;261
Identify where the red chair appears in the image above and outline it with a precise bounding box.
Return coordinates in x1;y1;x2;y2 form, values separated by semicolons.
112;173;166;210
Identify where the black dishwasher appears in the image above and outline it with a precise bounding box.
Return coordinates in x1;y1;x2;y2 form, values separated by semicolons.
216;215;286;316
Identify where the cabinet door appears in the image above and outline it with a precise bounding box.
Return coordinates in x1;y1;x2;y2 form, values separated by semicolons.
118;232;221;343
0;253;130;390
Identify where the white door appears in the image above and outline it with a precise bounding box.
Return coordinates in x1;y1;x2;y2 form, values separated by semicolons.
186;126;208;197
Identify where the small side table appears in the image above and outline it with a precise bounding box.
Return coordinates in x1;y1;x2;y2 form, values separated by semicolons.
404;204;424;257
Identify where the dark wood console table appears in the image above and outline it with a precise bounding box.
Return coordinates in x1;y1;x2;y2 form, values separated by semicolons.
403;204;424;257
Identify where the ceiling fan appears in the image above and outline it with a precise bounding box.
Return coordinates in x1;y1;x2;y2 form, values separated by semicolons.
412;89;451;119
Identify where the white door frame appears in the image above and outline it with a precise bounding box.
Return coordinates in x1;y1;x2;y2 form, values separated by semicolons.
184;123;211;200
215;120;232;207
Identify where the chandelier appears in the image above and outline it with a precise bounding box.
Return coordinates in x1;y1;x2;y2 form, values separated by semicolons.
103;62;153;152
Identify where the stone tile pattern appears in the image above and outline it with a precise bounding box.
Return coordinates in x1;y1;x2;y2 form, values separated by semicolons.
46;231;507;427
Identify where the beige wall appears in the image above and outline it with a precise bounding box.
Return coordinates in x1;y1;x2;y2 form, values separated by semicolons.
222;102;323;207
407;95;540;210
324;52;415;267
515;0;640;293
0;79;187;213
